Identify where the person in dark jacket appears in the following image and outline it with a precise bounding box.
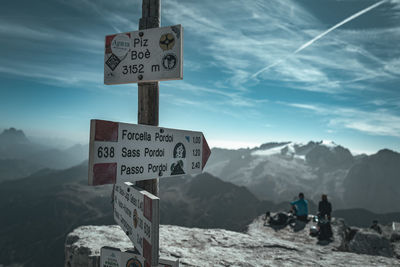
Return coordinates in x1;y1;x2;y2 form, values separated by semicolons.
318;194;332;221
370;220;382;234
318;194;333;240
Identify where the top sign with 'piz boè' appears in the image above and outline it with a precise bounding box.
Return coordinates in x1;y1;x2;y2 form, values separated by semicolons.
104;24;183;84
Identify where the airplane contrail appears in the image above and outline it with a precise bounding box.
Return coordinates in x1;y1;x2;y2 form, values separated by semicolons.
251;0;387;79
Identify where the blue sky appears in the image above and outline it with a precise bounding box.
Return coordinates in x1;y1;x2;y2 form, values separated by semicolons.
1;0;399;154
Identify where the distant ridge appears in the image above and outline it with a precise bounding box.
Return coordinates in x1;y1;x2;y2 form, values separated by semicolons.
205;141;400;213
0;127;88;181
343;148;400;213
0;127;29;144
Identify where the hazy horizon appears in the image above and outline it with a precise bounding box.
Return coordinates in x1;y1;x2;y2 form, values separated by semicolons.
0;125;395;156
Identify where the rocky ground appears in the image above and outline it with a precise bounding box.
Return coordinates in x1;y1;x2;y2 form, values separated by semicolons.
65;215;400;267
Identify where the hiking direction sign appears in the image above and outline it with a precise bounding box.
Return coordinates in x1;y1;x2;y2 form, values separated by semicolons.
104;24;183;84
113;182;159;266
88;119;211;186
100;246;179;267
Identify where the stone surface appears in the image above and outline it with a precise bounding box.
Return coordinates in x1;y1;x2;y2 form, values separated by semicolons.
65;225;133;267
65;216;400;266
347;229;394;257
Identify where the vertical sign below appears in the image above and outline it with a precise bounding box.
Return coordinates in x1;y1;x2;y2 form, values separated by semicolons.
113;182;159;266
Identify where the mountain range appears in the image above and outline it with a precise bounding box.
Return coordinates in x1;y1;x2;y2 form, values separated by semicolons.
1;162;399;266
0;163;277;266
1;128;399;266
0;128;88;182
205;140;400;213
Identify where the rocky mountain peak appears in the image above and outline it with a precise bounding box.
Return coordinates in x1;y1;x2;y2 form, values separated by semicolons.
64;215;400;266
257;141;291;151
343;149;400;213
0;127;29;144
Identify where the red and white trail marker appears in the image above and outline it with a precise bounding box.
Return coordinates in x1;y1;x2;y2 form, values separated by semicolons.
113;182;159;266
88;119;211;186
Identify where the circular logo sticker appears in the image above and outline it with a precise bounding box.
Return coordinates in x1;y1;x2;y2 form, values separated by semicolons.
162;53;177;70
111;34;131;57
159;33;175;51
126;258;142;267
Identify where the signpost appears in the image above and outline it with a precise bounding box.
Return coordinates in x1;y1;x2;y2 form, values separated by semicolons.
100;247;179;267
113;182;159;266
90;1;211;266
104;25;183;85
88;119;211;186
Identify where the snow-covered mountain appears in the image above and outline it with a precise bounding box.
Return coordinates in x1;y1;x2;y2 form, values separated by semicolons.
205;141;399;212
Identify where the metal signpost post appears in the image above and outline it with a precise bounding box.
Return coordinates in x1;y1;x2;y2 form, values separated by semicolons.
136;0;162;199
92;0;212;266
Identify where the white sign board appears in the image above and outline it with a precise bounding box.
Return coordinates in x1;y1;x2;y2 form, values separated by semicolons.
113;182;159;266
104;25;183;84
88;119;211;185
100;246;179;267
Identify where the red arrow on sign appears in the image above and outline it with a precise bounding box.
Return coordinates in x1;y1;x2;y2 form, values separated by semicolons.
202;134;211;170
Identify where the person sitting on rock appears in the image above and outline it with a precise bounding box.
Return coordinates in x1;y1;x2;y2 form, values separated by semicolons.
318;194;332;221
290;192;308;222
370;220;382;234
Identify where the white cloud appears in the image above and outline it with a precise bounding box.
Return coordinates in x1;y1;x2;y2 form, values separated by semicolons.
2;0;399;119
329;110;400;137
285;102;400;138
162;80;268;108
0;63;100;86
162;0;400;95
0;20;104;53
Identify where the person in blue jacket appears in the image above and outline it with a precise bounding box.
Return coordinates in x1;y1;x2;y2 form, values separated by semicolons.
290;192;308;222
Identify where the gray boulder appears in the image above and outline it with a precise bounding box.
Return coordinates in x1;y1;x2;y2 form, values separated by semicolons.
348;229;394;257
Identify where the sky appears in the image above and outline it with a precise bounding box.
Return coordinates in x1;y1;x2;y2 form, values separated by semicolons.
0;0;399;155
